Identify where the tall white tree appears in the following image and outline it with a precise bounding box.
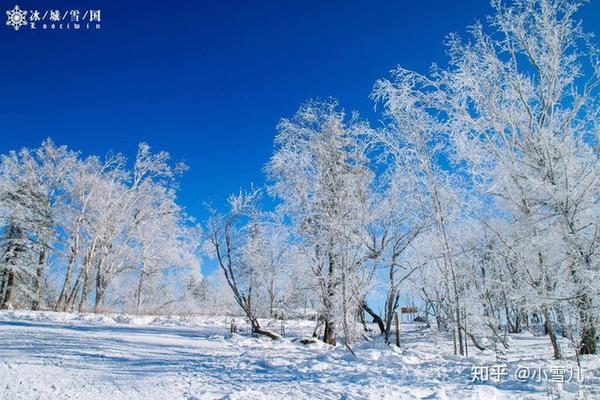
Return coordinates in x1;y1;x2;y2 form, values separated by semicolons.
0;140;77;309
267;99;375;345
371;0;600;357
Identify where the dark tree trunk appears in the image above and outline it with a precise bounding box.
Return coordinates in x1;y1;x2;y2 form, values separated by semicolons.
505;301;515;334
514;310;523;334
78;243;98;312
249;317;280;340
394;312;400;348
384;292;399;344
78;267;92;312
321;252;337;345
466;331;486;351
362;301;385;335
455;307;464;356
56;250;76;311
66;272;83;311
358;304;369;332
435;311;443;332
323;320;336;345
1;223;26;310
578;294;597;355
543;308;562;359
94;268;106;313
0;269;8;305
0;270;14;309
94;287;105;312
31;248;45;311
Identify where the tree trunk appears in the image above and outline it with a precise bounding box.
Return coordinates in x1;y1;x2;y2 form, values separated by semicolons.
65;271;84;312
135;269;145;313
249;316;281;340
394;312;400;348
212;226;280;341
463;310;469;357
358;305;369;332
0;270;14;309
55;248;77;311
78;266;92;312
505;300;515;334
454;305;464;356
467;331;486;351
435;306;443;332
0;269;9;306
78;241;98;312
268;277;275;318
452;321;457;355
312;316;324;339
514;309;523;334
31;248;45;311
362;301;385;335
578;293;597;355
94;267;105;312
555;306;569;338
384;291;399;344
94;287;105;312
323;319;336;345
543;308;562;359
321;252;337;345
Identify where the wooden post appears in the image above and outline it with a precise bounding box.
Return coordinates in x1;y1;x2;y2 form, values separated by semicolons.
395;312;400;348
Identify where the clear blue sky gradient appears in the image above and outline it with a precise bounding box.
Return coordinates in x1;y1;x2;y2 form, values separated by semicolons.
1;1;599;279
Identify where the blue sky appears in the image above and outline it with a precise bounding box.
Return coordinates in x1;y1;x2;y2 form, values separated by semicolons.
1;0;494;215
1;0;600;279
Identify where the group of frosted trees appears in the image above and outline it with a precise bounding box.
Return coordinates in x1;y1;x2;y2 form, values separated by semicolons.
1;0;598;360
0;141;202;314
206;0;600;358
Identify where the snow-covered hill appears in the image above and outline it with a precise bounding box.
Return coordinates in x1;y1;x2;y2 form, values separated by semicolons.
0;311;598;399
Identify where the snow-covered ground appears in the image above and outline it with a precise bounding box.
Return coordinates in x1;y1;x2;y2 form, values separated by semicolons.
0;311;598;399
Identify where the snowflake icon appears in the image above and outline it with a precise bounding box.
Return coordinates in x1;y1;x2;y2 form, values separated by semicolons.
6;5;27;31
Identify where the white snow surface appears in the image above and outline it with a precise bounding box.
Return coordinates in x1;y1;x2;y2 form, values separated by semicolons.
0;311;598;399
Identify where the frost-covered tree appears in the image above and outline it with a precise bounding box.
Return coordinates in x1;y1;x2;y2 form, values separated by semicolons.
55;152;126;311
0;140;199;315
267;99;375;345
444;0;600;357
363;169;424;343
0;221;30;309
242;214;291;318
372;0;600;357
0;140;77;309
89;143;190;312
370;70;472;354
205;188;281;339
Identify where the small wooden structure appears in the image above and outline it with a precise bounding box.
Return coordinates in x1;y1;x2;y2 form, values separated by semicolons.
400;306;418;322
